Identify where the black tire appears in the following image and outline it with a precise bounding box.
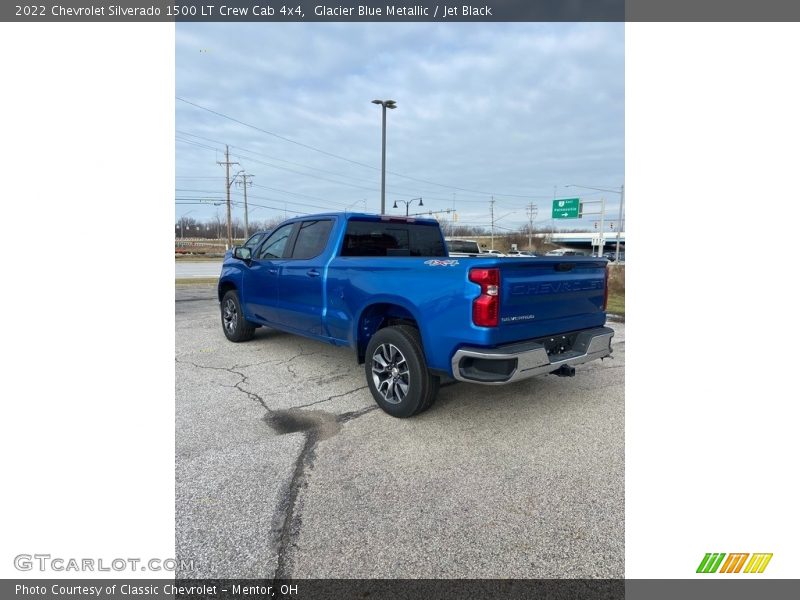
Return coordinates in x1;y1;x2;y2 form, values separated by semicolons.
365;325;439;418
220;290;256;342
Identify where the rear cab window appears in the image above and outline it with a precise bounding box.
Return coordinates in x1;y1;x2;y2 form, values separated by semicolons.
341;219;447;257
340;219;446;257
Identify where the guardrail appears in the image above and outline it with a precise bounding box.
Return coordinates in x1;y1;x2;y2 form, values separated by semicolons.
176;239;230;248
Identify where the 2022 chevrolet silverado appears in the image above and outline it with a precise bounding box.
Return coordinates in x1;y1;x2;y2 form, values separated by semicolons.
218;213;613;417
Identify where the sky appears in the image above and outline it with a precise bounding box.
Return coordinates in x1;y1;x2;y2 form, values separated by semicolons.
175;22;624;233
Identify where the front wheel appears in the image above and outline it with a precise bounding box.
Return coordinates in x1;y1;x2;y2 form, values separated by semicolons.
365;325;439;418
220;290;256;342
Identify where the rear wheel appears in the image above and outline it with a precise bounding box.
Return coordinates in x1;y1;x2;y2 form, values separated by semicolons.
365;325;439;418
221;290;256;342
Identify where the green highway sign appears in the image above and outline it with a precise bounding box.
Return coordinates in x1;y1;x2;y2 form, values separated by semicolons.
552;197;580;219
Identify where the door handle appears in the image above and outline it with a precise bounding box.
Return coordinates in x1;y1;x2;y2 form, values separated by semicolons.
307;269;320;277
268;268;278;275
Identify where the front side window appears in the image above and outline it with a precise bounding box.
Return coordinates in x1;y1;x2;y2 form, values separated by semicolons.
290;220;333;259
256;223;294;259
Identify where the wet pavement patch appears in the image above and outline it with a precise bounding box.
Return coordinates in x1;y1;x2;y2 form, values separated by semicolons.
265;409;341;440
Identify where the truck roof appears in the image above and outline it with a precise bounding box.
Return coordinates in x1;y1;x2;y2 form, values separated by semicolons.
279;212;440;225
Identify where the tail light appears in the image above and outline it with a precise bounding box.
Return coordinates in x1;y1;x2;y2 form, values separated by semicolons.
603;266;610;311
469;268;500;327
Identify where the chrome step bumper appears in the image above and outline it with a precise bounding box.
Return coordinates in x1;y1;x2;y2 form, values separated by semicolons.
450;326;614;385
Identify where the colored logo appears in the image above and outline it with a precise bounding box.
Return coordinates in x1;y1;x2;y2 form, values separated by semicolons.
424;259;459;267
696;553;773;574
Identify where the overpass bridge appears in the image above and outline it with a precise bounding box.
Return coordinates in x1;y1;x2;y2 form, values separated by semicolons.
545;231;625;250
467;231;625;253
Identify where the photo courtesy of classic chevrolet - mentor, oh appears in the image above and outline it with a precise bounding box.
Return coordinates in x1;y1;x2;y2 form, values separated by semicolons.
217;213;613;418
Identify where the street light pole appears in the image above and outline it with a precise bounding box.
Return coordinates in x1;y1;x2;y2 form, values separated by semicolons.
372;99;397;214
393;197;423;216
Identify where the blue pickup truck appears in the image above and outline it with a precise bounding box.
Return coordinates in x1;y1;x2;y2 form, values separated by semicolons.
218;213;613;417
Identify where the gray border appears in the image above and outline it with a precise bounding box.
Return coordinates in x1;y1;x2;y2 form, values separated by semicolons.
6;0;800;23
4;1;623;23
4;579;800;598
7;0;800;23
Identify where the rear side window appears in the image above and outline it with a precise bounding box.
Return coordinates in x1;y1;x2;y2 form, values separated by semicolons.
341;220;446;257
290;220;333;259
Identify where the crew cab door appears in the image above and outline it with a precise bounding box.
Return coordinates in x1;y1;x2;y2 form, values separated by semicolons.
276;218;335;336
242;222;296;323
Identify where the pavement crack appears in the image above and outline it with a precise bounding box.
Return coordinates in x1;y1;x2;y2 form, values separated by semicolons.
295;386;368;409
270;403;376;579
232;358;290;369
337;404;379;423
273;425;318;580
176;358;271;412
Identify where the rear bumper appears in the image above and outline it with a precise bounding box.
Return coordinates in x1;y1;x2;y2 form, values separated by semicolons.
450;326;614;385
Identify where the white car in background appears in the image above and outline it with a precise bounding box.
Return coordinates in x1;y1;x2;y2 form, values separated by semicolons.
483;249;507;257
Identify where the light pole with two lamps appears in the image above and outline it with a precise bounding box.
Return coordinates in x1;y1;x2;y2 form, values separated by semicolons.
393;197;423;216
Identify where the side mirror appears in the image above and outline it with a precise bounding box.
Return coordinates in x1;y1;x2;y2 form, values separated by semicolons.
233;247;252;261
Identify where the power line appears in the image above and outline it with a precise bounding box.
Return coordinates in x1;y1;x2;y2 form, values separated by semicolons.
177;97;378;171
178;130;537;205
178;130;381;186
176;130;562;207
176;97;591;201
176;187;353;214
175;136;221;153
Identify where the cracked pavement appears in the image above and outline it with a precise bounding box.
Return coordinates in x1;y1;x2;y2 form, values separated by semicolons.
175;284;625;578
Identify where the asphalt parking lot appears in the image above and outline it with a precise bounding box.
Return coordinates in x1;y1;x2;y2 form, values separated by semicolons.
175;284;624;578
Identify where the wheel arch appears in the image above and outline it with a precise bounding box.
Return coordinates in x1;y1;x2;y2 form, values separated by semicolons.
355;301;423;365
218;279;238;302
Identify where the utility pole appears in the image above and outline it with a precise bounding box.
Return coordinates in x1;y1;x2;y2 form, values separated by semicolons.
217;145;239;248
237;171;254;238
451;193;456;237
614;184;624;260
598;197;606;257
490;196;496;250
526;202;538;250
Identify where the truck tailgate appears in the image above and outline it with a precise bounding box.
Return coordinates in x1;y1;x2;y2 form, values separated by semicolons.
497;257;607;336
